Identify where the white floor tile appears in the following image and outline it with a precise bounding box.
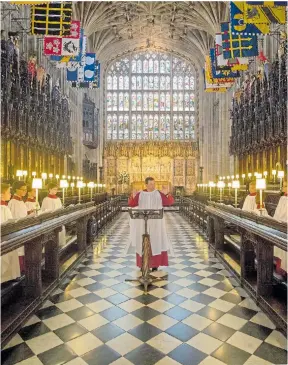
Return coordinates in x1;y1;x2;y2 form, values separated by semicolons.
148;300;175;313
55;299;83;313
175;288;198;299
148;314;178;331
265;330;287;349
179;300;205;312
216;313;247;330
147;332;181;354
43;313;75;331
106;333;143;356
227;331;262;354
250;312;276;330
78;313;109;331
208;299;235;312
113;314;143;331
26;332;63;355
94;288;117;298
66;332;103;356
187;333;222;354
182;314;213;331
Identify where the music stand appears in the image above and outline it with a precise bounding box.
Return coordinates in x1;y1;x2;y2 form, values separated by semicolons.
126;208;168;294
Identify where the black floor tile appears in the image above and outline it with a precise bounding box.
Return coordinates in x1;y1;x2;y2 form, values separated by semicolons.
90;274;110;282
101;307;128;321
85;282;106;292
82;344;121;365
166;322;199;342
214;281;234;292
220;293;242;304
208;273;226;281
76;293;102;305
165;306;191;321
38;344;76;365
1;343;34;365
134;294;159;305
106;293;130;305
18;322;50;341
36;306;63;320
212;343;251;365
128;323;162;342
54;322;87;342
228;305;257;320
92;323;125;343
203;322;236;342
254;342;288;364
239;321;273;341
185;274;202;282
192;293;215;305
66;306;95;321
50;292;73;304
197;306;224;321
187;283;210;293
132;307;160;321
163;293;186;306
125;343;165;365
168;343;206;365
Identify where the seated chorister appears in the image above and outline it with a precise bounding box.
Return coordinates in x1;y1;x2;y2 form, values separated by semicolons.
8;180;28;219
41;182;66;247
8;181;28;272
1;183;21;283
25;185;37;214
242;181;267;215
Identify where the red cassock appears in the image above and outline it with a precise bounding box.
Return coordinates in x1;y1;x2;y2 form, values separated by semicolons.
128;190;174;268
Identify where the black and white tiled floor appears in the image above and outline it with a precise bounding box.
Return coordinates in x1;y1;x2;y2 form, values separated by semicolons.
2;213;287;365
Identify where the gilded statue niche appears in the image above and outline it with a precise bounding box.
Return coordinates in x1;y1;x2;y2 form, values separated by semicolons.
104;141;198;194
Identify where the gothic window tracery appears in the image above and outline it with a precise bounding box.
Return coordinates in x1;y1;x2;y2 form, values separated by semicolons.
106;51;196;140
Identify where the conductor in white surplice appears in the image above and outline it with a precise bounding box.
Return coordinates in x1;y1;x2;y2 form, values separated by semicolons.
128;177;174;271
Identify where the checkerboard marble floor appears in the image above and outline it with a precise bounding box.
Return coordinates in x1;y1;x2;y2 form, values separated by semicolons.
2;213;287;365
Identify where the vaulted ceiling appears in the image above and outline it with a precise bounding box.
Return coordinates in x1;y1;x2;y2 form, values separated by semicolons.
73;1;229;66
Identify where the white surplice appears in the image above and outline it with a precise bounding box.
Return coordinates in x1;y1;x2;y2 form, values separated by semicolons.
1;205;21;283
41;196;66;247
128;190;174;257
273;196;287;271
8;198;28;255
25;200;37;213
242;194;268;216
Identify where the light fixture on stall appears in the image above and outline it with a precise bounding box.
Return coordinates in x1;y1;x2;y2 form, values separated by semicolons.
248;173;252;179
231;175;235;180
77;181;83;204
49;173;53;180
263;171;268;179
256;178;266;215
55;174;59;183
272;169;276;183
219;176;222;181
232;180;240;208
227;176;230;180
80;177;83;181
87;182;95;202
16;170;23;181
72;176;76;180
208;181;215;201
32;171;36;178
278;171;284;190
41;173;47;187
32;178;42;213
254;172;258;177
228;182;232;195
70;182;75;195
217;181;225;203
62;175;66;179
60;179;68;206
236;174;239;179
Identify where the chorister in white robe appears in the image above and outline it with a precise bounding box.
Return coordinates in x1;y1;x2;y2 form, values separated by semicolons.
25;199;37;213
1;204;21;283
41;196;66;247
273;195;287;272
242;194;268;216
8;196;28;256
129;190;174;268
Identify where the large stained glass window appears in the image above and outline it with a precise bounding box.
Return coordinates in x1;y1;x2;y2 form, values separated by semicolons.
106;51;196;140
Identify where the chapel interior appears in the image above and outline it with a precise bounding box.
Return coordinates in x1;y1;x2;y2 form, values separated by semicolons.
0;1;287;365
